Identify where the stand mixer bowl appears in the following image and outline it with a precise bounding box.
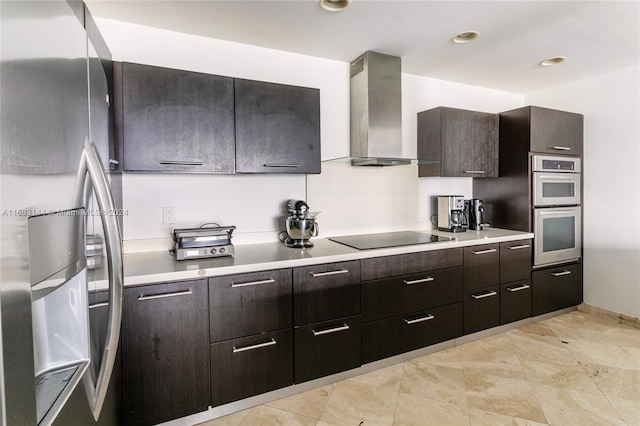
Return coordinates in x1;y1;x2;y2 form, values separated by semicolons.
285;217;319;248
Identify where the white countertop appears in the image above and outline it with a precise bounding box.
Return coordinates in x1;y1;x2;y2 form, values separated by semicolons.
88;228;532;290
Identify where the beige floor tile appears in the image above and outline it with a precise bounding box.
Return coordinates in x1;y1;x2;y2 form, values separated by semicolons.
518;353;601;394
606;325;640;350
563;339;639;370
506;329;575;363
393;392;470;426
473;332;518;352
239;405;317;426
460;339;527;380
410;345;464;369
348;363;405;392
315;421;341;426
608;396;640;426
319;380;398;426
545;311;621;330
545;321;617;346
619;345;640;370
197;409;250;425
513;322;558;338
469;407;549;426
533;383;626;426
583;362;640;401
465;372;547;424
265;384;334;419
400;361;467;407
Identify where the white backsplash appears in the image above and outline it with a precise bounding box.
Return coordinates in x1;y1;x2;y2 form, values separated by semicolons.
122;173;305;242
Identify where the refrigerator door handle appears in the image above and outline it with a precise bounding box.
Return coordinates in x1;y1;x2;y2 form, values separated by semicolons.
75;138;124;421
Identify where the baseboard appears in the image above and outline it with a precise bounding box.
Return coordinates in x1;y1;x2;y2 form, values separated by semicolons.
577;303;640;329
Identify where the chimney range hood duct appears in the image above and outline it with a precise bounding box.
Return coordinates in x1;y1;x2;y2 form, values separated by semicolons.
349;51;410;166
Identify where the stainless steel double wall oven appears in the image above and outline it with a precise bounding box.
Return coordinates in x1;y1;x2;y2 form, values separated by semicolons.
531;155;582;267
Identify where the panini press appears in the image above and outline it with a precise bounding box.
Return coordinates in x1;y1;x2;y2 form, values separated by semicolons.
172;225;236;260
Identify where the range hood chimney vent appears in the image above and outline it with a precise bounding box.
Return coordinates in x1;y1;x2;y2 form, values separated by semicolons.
350;51;409;166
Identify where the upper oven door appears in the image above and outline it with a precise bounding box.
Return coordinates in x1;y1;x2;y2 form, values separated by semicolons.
533;206;581;267
533;172;581;207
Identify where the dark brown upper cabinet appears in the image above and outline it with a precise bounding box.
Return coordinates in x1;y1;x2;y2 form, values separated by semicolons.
500;106;583;156
418;106;499;178
235;79;321;174
116;62;236;173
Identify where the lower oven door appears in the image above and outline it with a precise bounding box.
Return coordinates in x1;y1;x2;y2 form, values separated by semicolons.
533;206;581;267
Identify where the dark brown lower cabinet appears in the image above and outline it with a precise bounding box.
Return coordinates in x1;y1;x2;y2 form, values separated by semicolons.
294;315;361;383
362;303;463;363
464;285;500;334
532;263;583;316
210;329;293;406
122;280;209;426
500;280;532;324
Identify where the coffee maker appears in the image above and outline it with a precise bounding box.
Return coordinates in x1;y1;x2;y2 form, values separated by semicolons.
466;198;485;231
284;200;319;248
437;196;466;232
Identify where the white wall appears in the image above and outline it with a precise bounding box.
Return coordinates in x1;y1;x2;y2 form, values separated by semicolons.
526;65;640;318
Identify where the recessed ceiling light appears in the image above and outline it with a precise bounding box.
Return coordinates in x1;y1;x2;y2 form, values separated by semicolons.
319;0;350;12
539;56;567;66
452;31;480;44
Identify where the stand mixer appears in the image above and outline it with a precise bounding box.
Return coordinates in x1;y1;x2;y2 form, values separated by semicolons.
284;200;319;248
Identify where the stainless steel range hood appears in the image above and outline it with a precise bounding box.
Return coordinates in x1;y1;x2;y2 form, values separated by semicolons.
349;51;410;166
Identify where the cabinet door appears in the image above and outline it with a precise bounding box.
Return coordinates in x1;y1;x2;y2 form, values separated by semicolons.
120;62;235;172
417;107;498;177
464;285;500;335
210;329;293;407
362;267;463;322
122;280;209;425
235;79;321;174
500;240;532;284
529;106;583;156
294;315;361;383
532;263;583;316
293;261;360;325
464;244;499;291
209;269;292;342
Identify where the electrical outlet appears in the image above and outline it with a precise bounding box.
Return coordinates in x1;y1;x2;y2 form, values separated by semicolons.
162;206;176;225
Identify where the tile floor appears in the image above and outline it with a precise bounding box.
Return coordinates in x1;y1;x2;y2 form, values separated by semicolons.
200;311;640;426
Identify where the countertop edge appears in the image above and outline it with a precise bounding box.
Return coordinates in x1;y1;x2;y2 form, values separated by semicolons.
88;229;533;290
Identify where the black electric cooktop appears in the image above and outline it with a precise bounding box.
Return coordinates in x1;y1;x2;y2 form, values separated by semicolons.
329;231;453;250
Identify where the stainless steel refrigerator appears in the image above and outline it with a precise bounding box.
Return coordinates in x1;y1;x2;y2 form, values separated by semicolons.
0;1;123;425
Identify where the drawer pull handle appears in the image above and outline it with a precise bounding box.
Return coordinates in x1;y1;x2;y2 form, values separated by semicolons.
471;290;498;300
507;284;531;292
89;302;109;309
550;270;572;277
310;269;349;277
263;163;300;168
507;244;530;250
233;338;277;353
404;314;435;325
465;170;486;174
137;290;192;301
551;146;571;151
471;248;497;255
403;277;434;285
312;324;350;336
159;160;204;166
231;278;275;288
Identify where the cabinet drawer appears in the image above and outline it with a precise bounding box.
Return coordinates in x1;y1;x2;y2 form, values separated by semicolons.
464;244;499;291
362;267;463;322
210;329;293;407
293;261;360;326
532;263;583;316
500;240;532;284
209;269;292;342
294;315;361;383
464;285;500;335
361;249;462;281
500;280;532;324
362;303;463;364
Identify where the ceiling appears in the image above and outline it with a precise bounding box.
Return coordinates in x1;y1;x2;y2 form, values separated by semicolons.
85;0;640;93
